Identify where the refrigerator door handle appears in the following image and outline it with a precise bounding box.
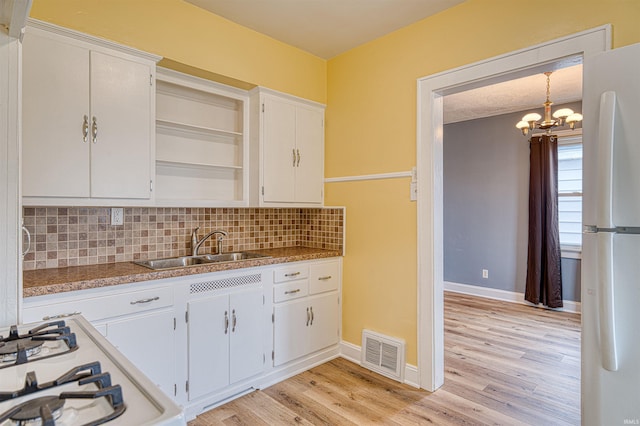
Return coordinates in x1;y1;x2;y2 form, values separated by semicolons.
597;232;618;371
596;91;616;229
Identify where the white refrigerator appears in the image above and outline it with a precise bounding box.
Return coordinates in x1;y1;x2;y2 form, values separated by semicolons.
582;42;640;425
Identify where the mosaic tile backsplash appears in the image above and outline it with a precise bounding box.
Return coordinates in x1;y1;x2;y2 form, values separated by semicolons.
23;207;344;270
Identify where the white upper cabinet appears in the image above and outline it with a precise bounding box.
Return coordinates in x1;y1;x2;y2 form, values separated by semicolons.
250;88;325;206
21;20;159;205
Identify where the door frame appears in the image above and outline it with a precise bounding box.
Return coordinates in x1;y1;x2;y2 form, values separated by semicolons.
415;26;610;391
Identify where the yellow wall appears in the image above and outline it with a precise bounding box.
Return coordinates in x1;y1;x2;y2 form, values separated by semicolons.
29;0;326;103
30;0;640;367
326;0;640;365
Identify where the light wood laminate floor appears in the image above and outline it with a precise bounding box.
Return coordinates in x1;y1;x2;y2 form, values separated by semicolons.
189;292;581;425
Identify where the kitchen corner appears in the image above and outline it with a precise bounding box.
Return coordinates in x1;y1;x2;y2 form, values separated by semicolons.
20;204;345;420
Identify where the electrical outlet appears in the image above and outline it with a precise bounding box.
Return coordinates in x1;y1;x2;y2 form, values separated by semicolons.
111;208;124;226
482;269;489;279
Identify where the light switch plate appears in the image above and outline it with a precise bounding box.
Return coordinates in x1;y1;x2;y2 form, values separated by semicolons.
410;182;417;201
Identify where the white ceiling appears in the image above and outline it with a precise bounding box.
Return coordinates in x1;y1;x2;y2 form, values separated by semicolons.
185;0;582;123
444;64;583;124
186;0;466;59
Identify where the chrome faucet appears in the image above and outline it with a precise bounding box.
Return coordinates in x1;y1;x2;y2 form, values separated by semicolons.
191;227;228;256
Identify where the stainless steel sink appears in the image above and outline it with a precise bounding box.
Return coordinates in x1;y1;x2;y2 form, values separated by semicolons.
134;252;270;270
200;252;269;262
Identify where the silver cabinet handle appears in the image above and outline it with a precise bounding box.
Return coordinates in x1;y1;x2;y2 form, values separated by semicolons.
292;148;296;167
224;310;229;334
318;276;332;281
43;312;81;320
130;296;159;305
296;149;301;167
232;309;237;332
284;272;301;278
82;115;89;142
22;225;31;257
284;289;301;295
91;116;98;143
310;306;314;325
306;307;310;326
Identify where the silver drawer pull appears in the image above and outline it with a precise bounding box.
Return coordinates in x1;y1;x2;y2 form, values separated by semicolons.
284;289;301;295
82;115;89;142
130;296;159;305
43;312;81;320
284;272;301;277
318;275;332;281
310;306;314;325
91;116;98;144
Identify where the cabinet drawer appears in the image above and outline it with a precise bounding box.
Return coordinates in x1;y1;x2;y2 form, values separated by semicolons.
273;265;309;283
274;280;309;303
309;261;340;295
23;286;173;323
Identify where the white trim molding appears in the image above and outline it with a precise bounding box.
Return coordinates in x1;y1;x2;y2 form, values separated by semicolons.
444;281;581;314
416;25;610;393
339;340;420;388
325;171;412;183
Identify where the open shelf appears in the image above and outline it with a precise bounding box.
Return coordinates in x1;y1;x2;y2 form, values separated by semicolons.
156;119;242;138
156;159;242;170
155;68;249;205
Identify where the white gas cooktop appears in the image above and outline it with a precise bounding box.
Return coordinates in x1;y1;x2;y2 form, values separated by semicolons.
0;315;185;426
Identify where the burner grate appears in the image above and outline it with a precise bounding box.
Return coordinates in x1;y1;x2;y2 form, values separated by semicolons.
0;361;126;425
0;320;78;369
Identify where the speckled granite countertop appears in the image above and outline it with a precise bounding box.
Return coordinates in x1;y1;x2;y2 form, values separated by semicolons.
23;247;341;298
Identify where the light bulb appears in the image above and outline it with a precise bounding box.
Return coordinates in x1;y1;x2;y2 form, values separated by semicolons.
522;113;542;122
516;120;530;136
566;113;583;123
553;108;574;119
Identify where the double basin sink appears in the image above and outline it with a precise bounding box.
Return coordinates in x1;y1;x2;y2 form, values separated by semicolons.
135;252;271;271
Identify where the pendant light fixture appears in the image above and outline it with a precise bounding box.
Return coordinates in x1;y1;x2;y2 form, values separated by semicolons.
516;71;582;136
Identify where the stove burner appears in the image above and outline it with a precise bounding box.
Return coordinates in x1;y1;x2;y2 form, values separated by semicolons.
0;321;78;369
8;395;64;424
0;339;44;363
0;362;127;426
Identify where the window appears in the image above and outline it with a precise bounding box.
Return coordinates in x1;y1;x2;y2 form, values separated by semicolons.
557;135;583;252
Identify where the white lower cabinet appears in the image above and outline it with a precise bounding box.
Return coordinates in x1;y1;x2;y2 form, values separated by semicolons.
22;283;177;399
106;309;176;397
273;292;339;366
187;286;264;401
272;259;341;366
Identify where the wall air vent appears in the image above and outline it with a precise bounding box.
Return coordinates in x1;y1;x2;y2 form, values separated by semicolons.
361;329;405;383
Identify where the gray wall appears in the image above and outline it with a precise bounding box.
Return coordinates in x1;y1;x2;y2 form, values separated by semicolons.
443;102;582;302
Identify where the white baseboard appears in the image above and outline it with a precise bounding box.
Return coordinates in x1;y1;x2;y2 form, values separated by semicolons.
339;341;420;388
443;281;581;313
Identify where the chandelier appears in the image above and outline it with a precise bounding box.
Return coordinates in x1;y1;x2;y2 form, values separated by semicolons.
515;71;582;136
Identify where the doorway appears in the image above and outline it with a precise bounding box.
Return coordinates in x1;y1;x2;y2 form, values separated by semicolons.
415;25;610;392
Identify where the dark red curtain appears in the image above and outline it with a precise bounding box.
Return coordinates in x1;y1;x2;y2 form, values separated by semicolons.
525;134;563;308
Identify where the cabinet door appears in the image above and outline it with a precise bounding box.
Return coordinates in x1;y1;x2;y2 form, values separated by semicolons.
308;292;340;353
22;31;90;197
107;309;175;398
229;288;264;384
262;97;296;202
188;294;230;400
294;106;324;203
90;51;151;199
273;297;309;366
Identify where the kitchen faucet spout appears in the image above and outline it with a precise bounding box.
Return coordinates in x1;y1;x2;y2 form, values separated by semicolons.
191;227;228;256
